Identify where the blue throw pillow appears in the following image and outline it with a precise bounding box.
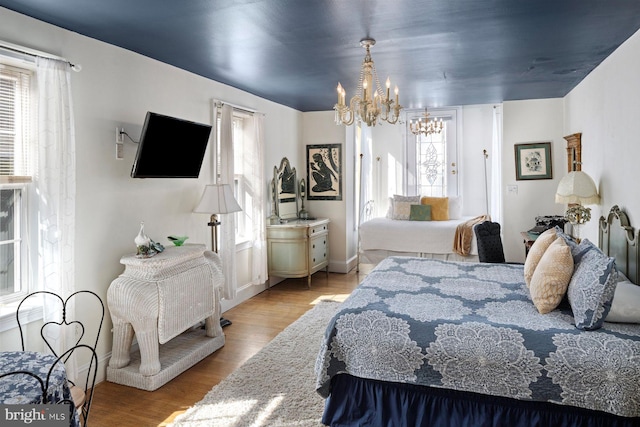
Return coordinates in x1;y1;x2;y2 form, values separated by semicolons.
567;245;618;330
569;237;598;264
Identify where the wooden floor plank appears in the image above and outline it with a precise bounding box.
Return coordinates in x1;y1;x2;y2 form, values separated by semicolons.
89;268;368;427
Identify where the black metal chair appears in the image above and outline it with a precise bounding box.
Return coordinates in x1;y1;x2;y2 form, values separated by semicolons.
16;290;104;426
474;220;506;263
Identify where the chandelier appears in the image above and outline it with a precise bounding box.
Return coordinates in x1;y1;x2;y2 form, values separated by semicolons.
334;38;402;127
409;110;443;136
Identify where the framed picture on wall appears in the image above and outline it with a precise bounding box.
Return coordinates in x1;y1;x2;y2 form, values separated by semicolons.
514;142;553;180
306;144;342;200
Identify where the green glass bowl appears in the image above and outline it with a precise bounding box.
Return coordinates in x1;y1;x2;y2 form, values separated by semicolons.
167;235;188;246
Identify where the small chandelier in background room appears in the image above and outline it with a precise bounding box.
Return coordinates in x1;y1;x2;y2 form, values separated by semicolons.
334;38;403;127
409;110;444;136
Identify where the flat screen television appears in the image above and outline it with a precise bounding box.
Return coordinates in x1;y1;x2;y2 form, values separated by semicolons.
131;112;212;178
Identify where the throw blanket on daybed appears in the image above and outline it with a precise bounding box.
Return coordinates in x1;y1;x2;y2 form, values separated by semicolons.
315;256;640;418
453;214;489;256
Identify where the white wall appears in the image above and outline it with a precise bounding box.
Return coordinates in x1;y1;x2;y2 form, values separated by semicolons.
564;28;640;236
501;99;566;262
460;105;497;217
301;112;353;272
0;8;304;373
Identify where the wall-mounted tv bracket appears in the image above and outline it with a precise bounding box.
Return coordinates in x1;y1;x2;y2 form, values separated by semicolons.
115;127;139;160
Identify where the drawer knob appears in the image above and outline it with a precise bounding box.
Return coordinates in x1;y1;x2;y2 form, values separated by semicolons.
313;244;315;248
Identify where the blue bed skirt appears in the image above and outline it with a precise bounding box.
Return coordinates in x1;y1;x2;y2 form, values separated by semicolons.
322;375;640;427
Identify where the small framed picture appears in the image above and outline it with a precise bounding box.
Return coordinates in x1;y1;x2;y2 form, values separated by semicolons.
514;142;552;180
306;144;342;200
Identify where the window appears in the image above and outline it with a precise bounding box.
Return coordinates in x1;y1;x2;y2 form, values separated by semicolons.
405;108;459;197
216;113;254;245
0;62;34;302
232;116;252;244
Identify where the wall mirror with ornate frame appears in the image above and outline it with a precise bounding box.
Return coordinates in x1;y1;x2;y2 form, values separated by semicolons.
274;157;298;220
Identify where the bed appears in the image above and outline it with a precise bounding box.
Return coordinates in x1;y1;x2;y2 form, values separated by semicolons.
358;195;482;266
317;205;640;426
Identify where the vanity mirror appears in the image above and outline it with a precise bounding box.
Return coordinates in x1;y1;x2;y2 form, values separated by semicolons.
298;178;309;219
274;157;299;220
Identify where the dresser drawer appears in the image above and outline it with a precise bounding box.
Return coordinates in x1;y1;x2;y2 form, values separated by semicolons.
310;234;328;269
310;222;328;236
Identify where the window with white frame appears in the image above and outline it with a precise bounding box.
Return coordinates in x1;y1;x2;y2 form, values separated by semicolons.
216;114;254;245
0;62;34;302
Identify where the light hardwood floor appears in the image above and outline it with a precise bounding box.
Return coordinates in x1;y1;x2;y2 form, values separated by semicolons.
90;267;369;427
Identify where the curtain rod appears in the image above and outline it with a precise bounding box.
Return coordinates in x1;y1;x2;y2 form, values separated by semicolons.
0;39;81;72
214;99;257;115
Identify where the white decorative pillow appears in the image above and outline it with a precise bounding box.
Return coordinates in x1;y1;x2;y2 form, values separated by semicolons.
391;195;421;220
529;238;574;314
605;279;640;323
567;243;618;330
448;196;462;220
385;197;394;219
524;228;558;287
392;201;413;220
393;194;421;204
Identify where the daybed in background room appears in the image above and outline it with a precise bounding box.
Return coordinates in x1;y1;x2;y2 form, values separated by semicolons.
358;195;485;267
318;205;640;427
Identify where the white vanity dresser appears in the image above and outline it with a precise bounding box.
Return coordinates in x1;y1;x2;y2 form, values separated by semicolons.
266;218;329;287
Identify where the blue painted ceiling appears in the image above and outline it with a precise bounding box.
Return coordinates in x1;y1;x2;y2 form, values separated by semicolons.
2;0;640;112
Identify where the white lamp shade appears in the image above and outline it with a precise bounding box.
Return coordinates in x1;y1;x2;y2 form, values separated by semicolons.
555;171;600;205
194;184;242;214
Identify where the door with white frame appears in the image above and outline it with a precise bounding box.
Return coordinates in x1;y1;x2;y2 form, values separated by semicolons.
405;107;459;197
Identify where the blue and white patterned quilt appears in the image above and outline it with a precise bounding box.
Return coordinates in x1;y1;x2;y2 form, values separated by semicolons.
315;257;640;418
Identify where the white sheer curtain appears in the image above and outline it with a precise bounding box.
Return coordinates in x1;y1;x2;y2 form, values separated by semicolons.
217;104;237;300
358;125;373;225
247;113;267;285
490;106;503;224
35;57;77;376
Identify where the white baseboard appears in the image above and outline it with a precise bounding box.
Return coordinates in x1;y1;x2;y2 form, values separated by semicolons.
85;351;111;386
328;255;357;274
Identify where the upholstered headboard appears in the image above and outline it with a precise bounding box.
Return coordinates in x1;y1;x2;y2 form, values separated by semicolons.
599;205;639;284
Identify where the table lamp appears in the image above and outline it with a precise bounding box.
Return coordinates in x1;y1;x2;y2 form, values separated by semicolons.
555;170;600;240
194;184;242;253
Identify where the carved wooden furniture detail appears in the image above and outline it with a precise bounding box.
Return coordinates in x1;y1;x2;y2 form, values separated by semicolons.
563;132;582;172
